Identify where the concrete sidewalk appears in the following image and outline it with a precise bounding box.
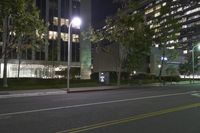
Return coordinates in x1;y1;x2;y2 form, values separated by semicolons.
0;86;123;99
0;89;67;99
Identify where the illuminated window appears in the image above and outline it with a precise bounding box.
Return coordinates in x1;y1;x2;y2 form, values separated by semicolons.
61;33;68;42
53;17;70;27
171;11;176;14
183;50;188;54
177;7;183;12
72;34;79;43
182;25;187;28
181;17;187;23
185;7;200;15
147;20;152;25
162;2;166;6
188;15;200;21
145;8;154;15
150;24;154;29
175;33;180;36
167;46;175;49
160;19;166;24
155;5;161;10
154;28;159;33
154;12;160;17
60;33;79;42
53;17;59;26
182;37;187;42
61;18;69;27
156;0;162;4
49;31;58;40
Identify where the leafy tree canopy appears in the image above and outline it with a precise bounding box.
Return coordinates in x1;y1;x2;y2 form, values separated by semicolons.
88;0;152;71
0;0;46;50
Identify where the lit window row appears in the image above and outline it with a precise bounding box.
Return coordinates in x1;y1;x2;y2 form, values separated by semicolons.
154;12;160;17
166;39;178;44
49;31;79;43
170;7;183;15
171;4;181;9
150;23;160;29
145;8;154;15
53;17;69;27
156;0;162;4
182;21;200;29
188;15;200;21
185;7;200;15
53;17;80;29
155;5;161;10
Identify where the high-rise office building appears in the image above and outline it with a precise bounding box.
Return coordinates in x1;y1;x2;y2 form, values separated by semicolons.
0;0;92;79
143;0;200;75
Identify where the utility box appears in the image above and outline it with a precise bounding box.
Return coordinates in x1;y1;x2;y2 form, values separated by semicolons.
99;72;109;85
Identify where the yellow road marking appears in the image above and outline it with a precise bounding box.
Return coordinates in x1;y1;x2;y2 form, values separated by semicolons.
57;102;200;133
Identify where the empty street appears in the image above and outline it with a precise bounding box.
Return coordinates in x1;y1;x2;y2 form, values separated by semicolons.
0;85;200;133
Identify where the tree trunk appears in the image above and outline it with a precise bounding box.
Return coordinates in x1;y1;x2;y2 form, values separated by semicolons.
17;37;22;79
2;17;9;87
158;45;166;84
17;52;21;79
117;62;122;86
3;52;8;88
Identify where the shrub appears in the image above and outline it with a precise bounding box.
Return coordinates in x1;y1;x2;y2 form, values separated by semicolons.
161;76;181;82
131;73;156;80
90;72;99;81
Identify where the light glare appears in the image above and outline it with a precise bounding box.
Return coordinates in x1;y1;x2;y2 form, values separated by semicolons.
71;17;82;27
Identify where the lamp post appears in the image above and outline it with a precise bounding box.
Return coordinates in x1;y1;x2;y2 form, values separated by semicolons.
67;17;81;91
192;44;200;83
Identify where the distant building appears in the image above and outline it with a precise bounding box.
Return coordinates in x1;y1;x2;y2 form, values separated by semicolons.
0;0;92;79
93;0;200;77
143;0;200;76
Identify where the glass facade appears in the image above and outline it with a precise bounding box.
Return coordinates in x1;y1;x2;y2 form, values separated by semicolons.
0;0;91;79
143;0;200;75
144;0;200;49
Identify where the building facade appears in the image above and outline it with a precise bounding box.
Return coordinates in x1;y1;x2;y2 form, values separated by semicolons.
0;0;92;79
143;0;200;76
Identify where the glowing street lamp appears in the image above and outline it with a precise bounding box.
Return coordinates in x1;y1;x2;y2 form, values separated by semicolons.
192;44;200;83
67;17;82;91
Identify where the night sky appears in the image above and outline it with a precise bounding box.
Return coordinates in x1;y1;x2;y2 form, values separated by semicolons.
92;0;120;28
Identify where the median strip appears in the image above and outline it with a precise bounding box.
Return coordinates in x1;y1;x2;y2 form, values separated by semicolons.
57;102;200;133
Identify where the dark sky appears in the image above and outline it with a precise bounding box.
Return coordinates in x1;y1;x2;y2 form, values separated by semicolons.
92;0;119;28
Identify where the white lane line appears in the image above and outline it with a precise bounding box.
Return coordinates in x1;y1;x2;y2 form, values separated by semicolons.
0;91;199;117
191;93;200;98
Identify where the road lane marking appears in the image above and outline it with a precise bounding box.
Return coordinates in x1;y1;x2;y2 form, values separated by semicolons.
191;93;200;98
57;102;200;133
0;91;199;117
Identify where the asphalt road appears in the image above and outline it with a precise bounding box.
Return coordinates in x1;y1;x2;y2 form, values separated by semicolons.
0;85;200;133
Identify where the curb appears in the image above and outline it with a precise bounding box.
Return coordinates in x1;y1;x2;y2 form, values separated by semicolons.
67;86;123;93
0;86;126;99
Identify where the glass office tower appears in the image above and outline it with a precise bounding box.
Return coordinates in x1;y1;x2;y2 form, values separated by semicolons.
143;0;200;75
0;0;92;79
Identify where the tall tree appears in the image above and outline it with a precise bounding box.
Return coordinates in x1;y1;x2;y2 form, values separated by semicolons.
0;0;46;87
151;0;181;82
87;1;152;85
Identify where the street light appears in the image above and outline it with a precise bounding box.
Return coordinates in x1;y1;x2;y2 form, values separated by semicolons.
67;17;82;91
192;44;200;83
